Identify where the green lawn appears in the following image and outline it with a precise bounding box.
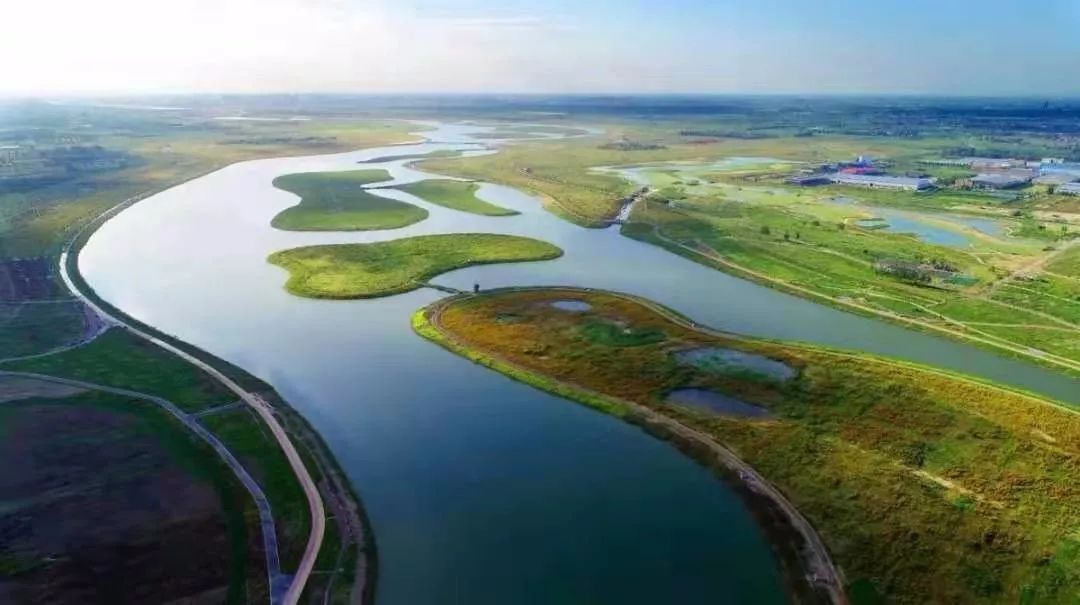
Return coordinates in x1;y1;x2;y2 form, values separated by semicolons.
271;170;428;231
268;233;562;299
392;179;518;216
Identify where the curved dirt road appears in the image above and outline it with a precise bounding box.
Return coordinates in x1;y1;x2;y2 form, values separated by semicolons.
59;251;325;605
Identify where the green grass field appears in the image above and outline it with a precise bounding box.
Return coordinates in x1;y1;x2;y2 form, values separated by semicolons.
199;409;310;572
2;328;232;412
0;301;86;358
424;288;1080;605
271;170;429;231
392;179;518;216
268;233;562;299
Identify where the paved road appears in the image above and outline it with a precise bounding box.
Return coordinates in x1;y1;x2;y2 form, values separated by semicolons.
59;250;325;605
0;370;285;596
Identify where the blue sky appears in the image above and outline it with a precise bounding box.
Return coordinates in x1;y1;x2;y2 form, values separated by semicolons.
3;0;1078;95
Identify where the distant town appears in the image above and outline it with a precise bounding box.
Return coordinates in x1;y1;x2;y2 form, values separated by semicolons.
789;154;1080;194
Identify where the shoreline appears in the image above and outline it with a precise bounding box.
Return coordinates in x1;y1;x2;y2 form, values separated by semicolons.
412;291;848;605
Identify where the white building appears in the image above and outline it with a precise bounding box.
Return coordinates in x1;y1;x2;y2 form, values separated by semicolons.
830;173;934;191
1057;182;1080;196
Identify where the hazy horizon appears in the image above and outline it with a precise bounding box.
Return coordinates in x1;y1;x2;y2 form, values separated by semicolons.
5;0;1079;97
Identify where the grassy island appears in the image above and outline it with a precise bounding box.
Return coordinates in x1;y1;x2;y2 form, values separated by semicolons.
414;287;1079;605
268;234;563;299
392;179;519;216
271;169;428;231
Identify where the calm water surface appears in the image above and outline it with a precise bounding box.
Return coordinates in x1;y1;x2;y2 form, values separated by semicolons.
80;123;1078;604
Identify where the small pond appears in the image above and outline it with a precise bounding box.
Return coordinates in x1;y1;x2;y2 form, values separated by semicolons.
666;388;772;418
676;347;797;382
551;300;592;312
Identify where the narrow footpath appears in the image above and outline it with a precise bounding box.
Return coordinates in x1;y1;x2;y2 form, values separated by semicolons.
59;249;326;605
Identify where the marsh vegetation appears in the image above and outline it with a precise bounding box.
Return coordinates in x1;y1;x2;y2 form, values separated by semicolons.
420;287;1079;604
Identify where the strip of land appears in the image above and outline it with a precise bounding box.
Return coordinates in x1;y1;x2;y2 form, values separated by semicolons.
390;179;518;216
414;287;1079;605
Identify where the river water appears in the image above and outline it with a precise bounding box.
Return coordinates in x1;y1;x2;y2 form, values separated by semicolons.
80;123;1078;604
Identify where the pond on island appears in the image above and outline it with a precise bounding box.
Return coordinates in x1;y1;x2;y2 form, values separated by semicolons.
676;347;798;382
665;388;772;418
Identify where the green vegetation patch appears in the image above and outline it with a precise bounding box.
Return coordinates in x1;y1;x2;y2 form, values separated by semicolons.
392;179;518;216
268;233;563;299
271;169;427;231
199;409;310;571
579;319;665;346
2;328;232;412
357;149;461;164
0;301;87;358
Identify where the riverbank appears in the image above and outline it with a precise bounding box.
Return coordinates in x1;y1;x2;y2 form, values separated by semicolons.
53;163;380;604
623;221;1080;378
415;287;1079;604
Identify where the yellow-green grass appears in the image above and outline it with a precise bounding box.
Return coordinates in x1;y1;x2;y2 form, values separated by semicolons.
392;179;518;216
270;170;428;231
419;133;976;226
421;287;1080;605
268;233;563;299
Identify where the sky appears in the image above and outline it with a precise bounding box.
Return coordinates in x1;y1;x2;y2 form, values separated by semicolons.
2;0;1079;96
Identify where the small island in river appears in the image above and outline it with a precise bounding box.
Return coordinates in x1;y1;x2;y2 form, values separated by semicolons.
271;169;428;231
268;233;563;299
413;286;1080;605
391;179;519;216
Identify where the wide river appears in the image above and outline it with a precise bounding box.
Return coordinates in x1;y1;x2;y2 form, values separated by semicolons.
81;123;1079;604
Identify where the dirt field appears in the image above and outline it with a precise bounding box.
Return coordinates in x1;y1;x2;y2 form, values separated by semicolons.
0;387;261;604
0;375;85;402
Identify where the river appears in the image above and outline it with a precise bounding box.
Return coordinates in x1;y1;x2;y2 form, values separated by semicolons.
79;123;1078;604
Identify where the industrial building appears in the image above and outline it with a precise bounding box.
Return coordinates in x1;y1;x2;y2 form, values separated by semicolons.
829;173;934;191
787;174;833;186
1058;182;1080;196
969;170;1036;190
1041;161;1080;180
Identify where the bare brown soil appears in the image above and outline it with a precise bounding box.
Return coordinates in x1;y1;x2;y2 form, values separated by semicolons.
0;395;250;604
0;376;85;402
